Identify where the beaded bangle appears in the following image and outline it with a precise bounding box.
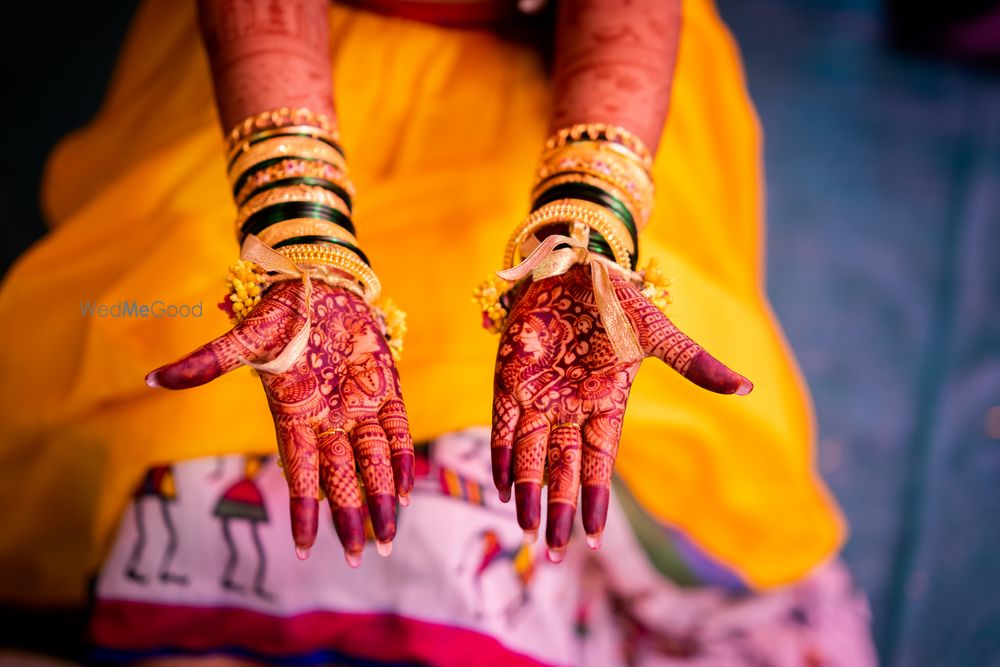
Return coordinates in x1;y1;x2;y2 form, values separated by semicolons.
229;136;347;189
544;123;653;174
535;145;654;229
254;217;359;249
225;107;340;154
227;125;344;163
241;202;356;240
237;176;355;213
503;199;633;271
233;157;354;206
275;243;381;302
235;184;351;231
530;171;641;233
272;235;371;266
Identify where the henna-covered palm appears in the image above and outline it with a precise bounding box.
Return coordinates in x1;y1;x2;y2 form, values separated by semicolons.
147;280;413;567
491;264;751;561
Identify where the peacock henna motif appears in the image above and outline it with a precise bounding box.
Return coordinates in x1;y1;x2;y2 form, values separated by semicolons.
147;280;413;567
491;264;751;560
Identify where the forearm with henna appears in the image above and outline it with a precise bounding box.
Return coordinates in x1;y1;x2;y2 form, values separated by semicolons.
549;0;681;151
197;0;335;128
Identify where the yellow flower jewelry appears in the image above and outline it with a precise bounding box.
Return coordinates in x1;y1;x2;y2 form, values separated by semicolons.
472;275;511;334
374;297;407;362
639;257;673;314
224;259;266;324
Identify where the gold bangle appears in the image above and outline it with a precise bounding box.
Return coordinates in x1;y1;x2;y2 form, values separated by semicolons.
227;125;342;163
530;172;642;231
535;144;654;229
254;218;360;248
276;243;381;302
235;157;355;206
225;107;340;154
544;123;653;173
229;136;347;188
234;184;352;232
504;199;633;271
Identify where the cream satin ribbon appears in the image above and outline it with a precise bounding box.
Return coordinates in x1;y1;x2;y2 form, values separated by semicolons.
496;234;645;363
240;234;352;373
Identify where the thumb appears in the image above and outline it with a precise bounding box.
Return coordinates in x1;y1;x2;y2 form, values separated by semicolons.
146;290;306;390
639;303;752;396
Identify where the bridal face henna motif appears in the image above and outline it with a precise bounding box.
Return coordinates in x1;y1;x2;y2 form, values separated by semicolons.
147;280;413;567
491;265;751;560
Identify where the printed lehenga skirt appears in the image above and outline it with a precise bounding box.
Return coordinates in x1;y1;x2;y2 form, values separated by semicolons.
91;429;875;666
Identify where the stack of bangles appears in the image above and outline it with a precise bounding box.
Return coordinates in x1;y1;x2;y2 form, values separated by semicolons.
474;122;673;345
221;107;405;361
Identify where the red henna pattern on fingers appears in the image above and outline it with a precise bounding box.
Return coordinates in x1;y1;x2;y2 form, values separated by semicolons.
513;409;549;534
317;430;365;558
378;398;414;497
352;419;397;544
490;392;520;501
491;265;750;555
545;424;582;555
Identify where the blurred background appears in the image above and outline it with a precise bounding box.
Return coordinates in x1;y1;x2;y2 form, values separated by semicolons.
2;0;998;665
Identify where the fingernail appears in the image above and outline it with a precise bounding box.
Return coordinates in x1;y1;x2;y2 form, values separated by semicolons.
736;378;753;396
547;547;566;563
345;550;362;568
376;540;393;557
398;492;410;508
499;486;511;503
586;532;603;550
295;546;310;561
545;503;574;550
515;483;541;533
145;371;160;388
523;528;538;544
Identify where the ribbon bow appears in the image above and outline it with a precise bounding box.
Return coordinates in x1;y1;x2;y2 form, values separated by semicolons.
496;234;644;363
234;235;316;374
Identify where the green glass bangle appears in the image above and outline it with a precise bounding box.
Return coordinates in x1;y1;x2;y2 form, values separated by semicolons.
236;176;353;212
272;235;371;267
240;202;356;239
231;156;345;199
532;182;638;250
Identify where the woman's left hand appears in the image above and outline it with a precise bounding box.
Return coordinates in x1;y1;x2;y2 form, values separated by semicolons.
490;264;752;560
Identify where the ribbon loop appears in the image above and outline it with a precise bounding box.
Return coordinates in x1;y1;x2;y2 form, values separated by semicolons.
237;234;312;374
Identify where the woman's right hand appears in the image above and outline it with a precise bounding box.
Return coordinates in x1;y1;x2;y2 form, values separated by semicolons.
146;279;413;567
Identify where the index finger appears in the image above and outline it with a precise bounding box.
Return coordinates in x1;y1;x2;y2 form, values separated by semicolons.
633;298;752;395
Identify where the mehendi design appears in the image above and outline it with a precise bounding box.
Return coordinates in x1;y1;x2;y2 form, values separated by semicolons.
148;280;413;567
550;0;682;149
491;265;750;559
197;0;335;131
